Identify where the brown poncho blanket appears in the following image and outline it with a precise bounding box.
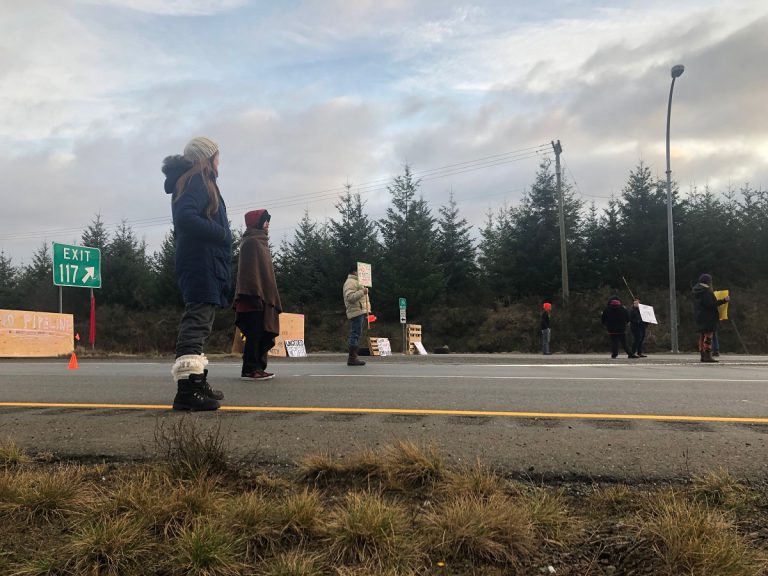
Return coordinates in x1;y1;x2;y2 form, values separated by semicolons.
235;228;282;335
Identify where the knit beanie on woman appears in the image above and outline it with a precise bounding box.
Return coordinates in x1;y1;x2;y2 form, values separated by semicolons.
183;137;219;163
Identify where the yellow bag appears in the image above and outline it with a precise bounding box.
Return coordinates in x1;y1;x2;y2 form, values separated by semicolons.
714;290;729;321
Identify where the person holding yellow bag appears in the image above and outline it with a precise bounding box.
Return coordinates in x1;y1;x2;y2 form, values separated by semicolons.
692;274;729;363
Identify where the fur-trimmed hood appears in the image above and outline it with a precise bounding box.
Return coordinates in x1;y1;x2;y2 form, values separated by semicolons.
161;155;194;195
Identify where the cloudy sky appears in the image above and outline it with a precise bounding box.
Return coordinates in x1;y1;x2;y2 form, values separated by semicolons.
2;0;767;265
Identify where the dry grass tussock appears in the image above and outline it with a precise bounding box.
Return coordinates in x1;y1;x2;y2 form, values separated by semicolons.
297;449;382;486
517;486;581;546
325;491;422;568
259;549;326;576
0;437;31;469
587;483;643;517
691;467;755;512
636;489;763;576
61;514;156;576
0;464;90;523
381;439;446;491
422;493;534;567
169;518;243;576
436;459;506;501
154;414;230;480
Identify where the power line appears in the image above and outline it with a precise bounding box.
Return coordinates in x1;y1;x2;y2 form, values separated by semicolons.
562;159;612;200
0;144;550;242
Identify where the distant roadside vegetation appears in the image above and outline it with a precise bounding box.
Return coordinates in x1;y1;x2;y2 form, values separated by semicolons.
2;161;766;354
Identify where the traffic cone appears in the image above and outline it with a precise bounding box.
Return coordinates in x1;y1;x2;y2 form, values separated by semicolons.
68;352;79;370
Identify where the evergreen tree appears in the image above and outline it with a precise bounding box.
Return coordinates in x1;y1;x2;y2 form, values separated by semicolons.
735;184;768;284
511;159;582;297
477;205;519;303
275;211;333;312
676;185;727;287
599;198;624;288
150;229;183;308
81;213;110;251
617;162;671;288
378;165;443;318
574;202;604;290
0;251;19;309
436;192;478;306
102;221;152;309
17;242;58;312
328;184;379;285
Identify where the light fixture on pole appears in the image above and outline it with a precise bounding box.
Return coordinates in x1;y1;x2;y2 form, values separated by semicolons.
665;64;684;353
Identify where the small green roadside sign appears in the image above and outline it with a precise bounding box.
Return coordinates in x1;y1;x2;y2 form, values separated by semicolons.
52;242;101;289
399;298;407;309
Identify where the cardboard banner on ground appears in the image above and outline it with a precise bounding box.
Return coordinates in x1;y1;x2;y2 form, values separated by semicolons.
231;312;306;357
269;313;305;357
285;339;307;357
638;304;658;324
0;309;74;357
377;338;392;356
714;290;729;321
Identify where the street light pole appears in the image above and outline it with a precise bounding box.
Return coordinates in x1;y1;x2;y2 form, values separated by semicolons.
665;64;684;353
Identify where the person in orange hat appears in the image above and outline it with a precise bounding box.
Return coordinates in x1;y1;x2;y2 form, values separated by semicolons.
234;209;282;380
541;302;552;355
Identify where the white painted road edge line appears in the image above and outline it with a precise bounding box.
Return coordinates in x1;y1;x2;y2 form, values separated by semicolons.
308;374;768;383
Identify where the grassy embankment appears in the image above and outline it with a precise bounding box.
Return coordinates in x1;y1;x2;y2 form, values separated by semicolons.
1;417;767;575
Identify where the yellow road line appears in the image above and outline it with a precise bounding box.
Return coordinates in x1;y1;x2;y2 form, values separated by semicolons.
1;402;767;424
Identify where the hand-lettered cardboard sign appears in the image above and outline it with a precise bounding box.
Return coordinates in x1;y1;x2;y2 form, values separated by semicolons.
269;313;305;357
0;309;74;357
638;304;658;324
357;262;372;287
377;338;392;356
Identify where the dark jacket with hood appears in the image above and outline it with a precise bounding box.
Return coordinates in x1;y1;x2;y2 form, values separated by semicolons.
162;156;232;308
692;282;726;332
601;297;629;334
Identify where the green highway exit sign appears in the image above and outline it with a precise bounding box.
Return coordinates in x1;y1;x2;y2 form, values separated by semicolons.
399;298;407;309
52;242;101;288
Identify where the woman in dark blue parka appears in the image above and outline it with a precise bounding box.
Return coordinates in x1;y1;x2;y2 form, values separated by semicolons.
162;137;232;411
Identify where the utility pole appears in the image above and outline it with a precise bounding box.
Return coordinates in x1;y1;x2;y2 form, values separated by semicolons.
552;140;569;303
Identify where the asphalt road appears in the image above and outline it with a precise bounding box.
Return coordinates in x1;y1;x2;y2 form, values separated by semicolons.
2;353;768;480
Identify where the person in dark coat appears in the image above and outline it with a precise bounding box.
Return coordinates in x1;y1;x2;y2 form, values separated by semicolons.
162;136;232;411
692;273;729;363
629;298;648;357
234;209;282;380
541;302;552;355
601;296;637;359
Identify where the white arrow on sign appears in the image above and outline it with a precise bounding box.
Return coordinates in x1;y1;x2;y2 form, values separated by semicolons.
82;267;95;283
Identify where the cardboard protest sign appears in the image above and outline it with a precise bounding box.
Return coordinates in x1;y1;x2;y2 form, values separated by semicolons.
285;339;307;357
714;290;729;321
638;304;658;324
377;338;392;356
357;262;372;287
413;341;428;355
269;313;305;357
